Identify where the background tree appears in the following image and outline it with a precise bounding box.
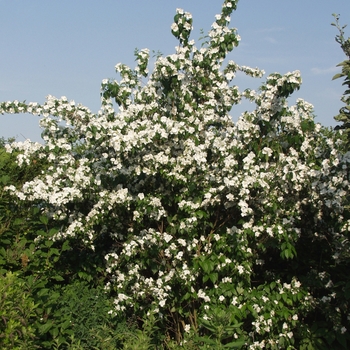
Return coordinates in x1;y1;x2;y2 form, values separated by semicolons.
332;14;350;142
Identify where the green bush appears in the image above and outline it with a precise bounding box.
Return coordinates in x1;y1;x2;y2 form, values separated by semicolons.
0;272;37;349
33;279;126;349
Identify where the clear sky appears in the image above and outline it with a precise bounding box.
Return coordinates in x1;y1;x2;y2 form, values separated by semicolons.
1;0;350;142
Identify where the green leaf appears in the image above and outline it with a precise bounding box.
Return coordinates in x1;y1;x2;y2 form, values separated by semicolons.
39;321;54;334
199;260;208;273
195;336;217;345
40;215;49;225
13;217;24;225
51;327;59;337
49;248;60;256
236;286;244;294
51;275;64;281
333;73;344;80
61;240;70;251
0;175;10;184
195;210;208;219
209;272;218;284
45;240;53;248
60;319;71;331
36;288;50;297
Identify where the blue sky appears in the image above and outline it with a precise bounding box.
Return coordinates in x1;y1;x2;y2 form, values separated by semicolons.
1;0;350;142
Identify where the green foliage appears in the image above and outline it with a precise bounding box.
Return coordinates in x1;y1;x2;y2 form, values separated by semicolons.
332;14;350;140
0;133;117;349
31;280;123;349
0;139;46;274
0;272;37;349
332;14;350;59
117;312;157;350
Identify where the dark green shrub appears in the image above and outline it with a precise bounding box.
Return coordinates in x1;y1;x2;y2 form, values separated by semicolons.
0;272;37;349
33;279;126;349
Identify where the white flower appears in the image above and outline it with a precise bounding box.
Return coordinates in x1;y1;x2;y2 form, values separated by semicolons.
237;265;244;274
163;233;173;243
176;251;183;260
171;23;179;32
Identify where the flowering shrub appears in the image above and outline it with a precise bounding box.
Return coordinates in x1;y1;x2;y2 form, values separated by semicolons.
1;0;350;348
